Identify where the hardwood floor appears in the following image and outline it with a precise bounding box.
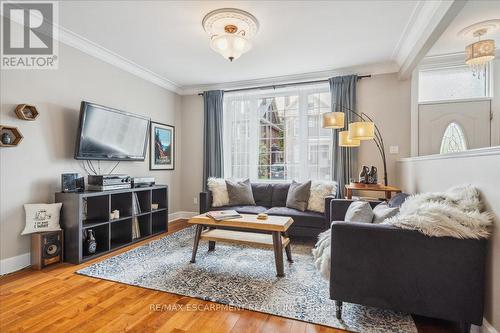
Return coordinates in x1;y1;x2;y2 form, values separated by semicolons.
0;219;460;333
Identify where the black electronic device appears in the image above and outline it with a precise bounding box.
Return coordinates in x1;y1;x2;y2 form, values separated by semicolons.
74;101;150;161
61;173;85;192
131;177;155;188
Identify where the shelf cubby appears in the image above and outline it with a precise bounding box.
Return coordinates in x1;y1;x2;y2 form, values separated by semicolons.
152;188;167;210
83;195;109;224
152;210;167;234
111;218;132;249
134;190;151;213
56;185;168;264
82;224;109;258
111;192;132;218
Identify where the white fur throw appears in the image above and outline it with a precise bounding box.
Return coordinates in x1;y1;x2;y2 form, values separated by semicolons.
207;178;229;207
383;185;493;239
312;229;331;280
307;181;337;213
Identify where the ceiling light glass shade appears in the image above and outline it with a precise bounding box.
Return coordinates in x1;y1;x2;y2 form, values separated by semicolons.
348;121;375;140
322;112;345;129
339;131;360;147
210;34;252;62
465;39;495;65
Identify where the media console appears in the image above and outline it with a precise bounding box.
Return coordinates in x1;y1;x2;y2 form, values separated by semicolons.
55;185;168;264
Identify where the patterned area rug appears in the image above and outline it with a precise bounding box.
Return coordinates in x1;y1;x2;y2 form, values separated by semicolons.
77;226;417;333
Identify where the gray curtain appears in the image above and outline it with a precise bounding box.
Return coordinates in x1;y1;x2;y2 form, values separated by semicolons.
329;75;358;198
202;90;224;191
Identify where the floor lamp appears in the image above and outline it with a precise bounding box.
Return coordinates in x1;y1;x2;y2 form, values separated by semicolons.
322;104;388;186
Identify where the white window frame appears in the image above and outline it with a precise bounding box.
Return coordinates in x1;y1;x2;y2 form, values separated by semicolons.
223;84;331;182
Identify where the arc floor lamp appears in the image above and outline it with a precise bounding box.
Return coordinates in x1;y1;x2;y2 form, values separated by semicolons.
322;104;388;186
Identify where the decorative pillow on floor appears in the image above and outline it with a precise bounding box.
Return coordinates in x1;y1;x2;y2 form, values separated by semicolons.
344;201;374;223
307;181;337;213
225;178;256;206
207;177;229;207
286;180;312;212
22;203;63;235
372;202;399;223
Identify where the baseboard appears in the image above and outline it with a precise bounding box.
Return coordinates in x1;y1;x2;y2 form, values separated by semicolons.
0;252;30;275
168;211;197;222
480;319;498;333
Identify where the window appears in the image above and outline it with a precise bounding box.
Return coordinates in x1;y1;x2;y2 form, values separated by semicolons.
223;84;332;181
440;122;468;154
418;65;490;102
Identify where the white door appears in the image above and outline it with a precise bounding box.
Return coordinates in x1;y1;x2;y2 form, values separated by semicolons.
418;100;491;156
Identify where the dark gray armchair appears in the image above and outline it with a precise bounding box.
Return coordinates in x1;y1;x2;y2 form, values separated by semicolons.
328;199;487;333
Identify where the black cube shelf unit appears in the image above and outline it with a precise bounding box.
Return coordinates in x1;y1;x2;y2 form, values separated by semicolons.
55;185;168;264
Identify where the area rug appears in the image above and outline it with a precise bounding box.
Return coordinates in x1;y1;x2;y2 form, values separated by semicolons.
77;226;417;333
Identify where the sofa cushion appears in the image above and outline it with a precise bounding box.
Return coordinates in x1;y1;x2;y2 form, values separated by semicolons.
211;205;267;215
271;183;290;207
372;202;400;223
207;178;229;207
286;180;312;211
265;207;325;228
345;201;374;223
388;192;410;208
251;183;273;207
226;179;256;206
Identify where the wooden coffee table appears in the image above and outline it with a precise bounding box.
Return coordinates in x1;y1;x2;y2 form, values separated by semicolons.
188;213;294;277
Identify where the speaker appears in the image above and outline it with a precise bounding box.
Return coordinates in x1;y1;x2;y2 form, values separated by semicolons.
31;231;63;269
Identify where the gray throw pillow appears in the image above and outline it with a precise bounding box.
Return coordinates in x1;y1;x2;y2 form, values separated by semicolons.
344;201;374;223
225;179;256;206
286;180;312;212
372;202;399;223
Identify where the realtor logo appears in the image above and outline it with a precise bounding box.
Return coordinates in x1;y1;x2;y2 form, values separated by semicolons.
1;1;58;69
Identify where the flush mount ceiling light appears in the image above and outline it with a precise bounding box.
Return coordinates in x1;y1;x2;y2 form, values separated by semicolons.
202;8;259;62
458;20;499;78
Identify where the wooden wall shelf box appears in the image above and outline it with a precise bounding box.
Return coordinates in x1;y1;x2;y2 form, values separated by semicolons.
15;104;39;120
0;125;23;147
55;185;168;264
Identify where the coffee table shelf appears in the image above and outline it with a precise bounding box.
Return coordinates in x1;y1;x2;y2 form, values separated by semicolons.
200;229;289;248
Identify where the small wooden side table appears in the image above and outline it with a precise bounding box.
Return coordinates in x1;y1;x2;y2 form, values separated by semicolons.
345;183;401;200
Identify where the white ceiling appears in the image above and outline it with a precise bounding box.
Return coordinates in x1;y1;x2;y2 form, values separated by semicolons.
59;1;419;89
428;0;500;56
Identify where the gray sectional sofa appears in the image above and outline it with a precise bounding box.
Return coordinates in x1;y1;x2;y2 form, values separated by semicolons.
199;182;335;237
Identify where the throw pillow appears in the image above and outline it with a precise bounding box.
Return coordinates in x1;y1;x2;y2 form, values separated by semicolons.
286;180;312;212
372;202;400;223
22;203;63;235
388;192;410;208
226;178;256;206
344;201;373;223
207;177;229;207
307;181;338;213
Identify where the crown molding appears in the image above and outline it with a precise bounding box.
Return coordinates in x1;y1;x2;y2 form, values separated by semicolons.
394;0;466;80
56;24;183;94
179;61;399;95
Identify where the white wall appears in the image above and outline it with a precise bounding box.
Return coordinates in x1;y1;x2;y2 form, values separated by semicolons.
0;44;182;268
178;73;411;210
398;150;500;331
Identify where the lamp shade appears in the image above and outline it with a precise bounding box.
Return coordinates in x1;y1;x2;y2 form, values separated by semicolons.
465;39;495;65
322;112;344;129
339;131;360;147
210;34;252;61
348;121;375;140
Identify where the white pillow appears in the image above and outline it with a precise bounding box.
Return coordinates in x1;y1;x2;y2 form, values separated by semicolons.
307;181;337;213
207;177;229;207
22;203;62;235
372;202;399;223
344;201;374;223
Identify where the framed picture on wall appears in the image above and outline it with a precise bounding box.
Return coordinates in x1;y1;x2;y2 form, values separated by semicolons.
150;122;175;170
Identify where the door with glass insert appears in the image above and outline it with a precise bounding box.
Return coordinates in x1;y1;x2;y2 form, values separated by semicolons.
418;100;491;155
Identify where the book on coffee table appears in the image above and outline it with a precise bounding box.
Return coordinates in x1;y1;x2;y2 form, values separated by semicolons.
206;210;242;221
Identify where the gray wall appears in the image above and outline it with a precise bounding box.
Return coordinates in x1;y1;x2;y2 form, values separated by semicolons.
0;44;182;261
398;152;500;331
178;73;411;211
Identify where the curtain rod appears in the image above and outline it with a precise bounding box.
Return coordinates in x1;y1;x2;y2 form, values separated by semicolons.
197;75;371;96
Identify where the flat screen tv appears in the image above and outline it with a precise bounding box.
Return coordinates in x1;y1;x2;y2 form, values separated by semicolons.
74;101;150;161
